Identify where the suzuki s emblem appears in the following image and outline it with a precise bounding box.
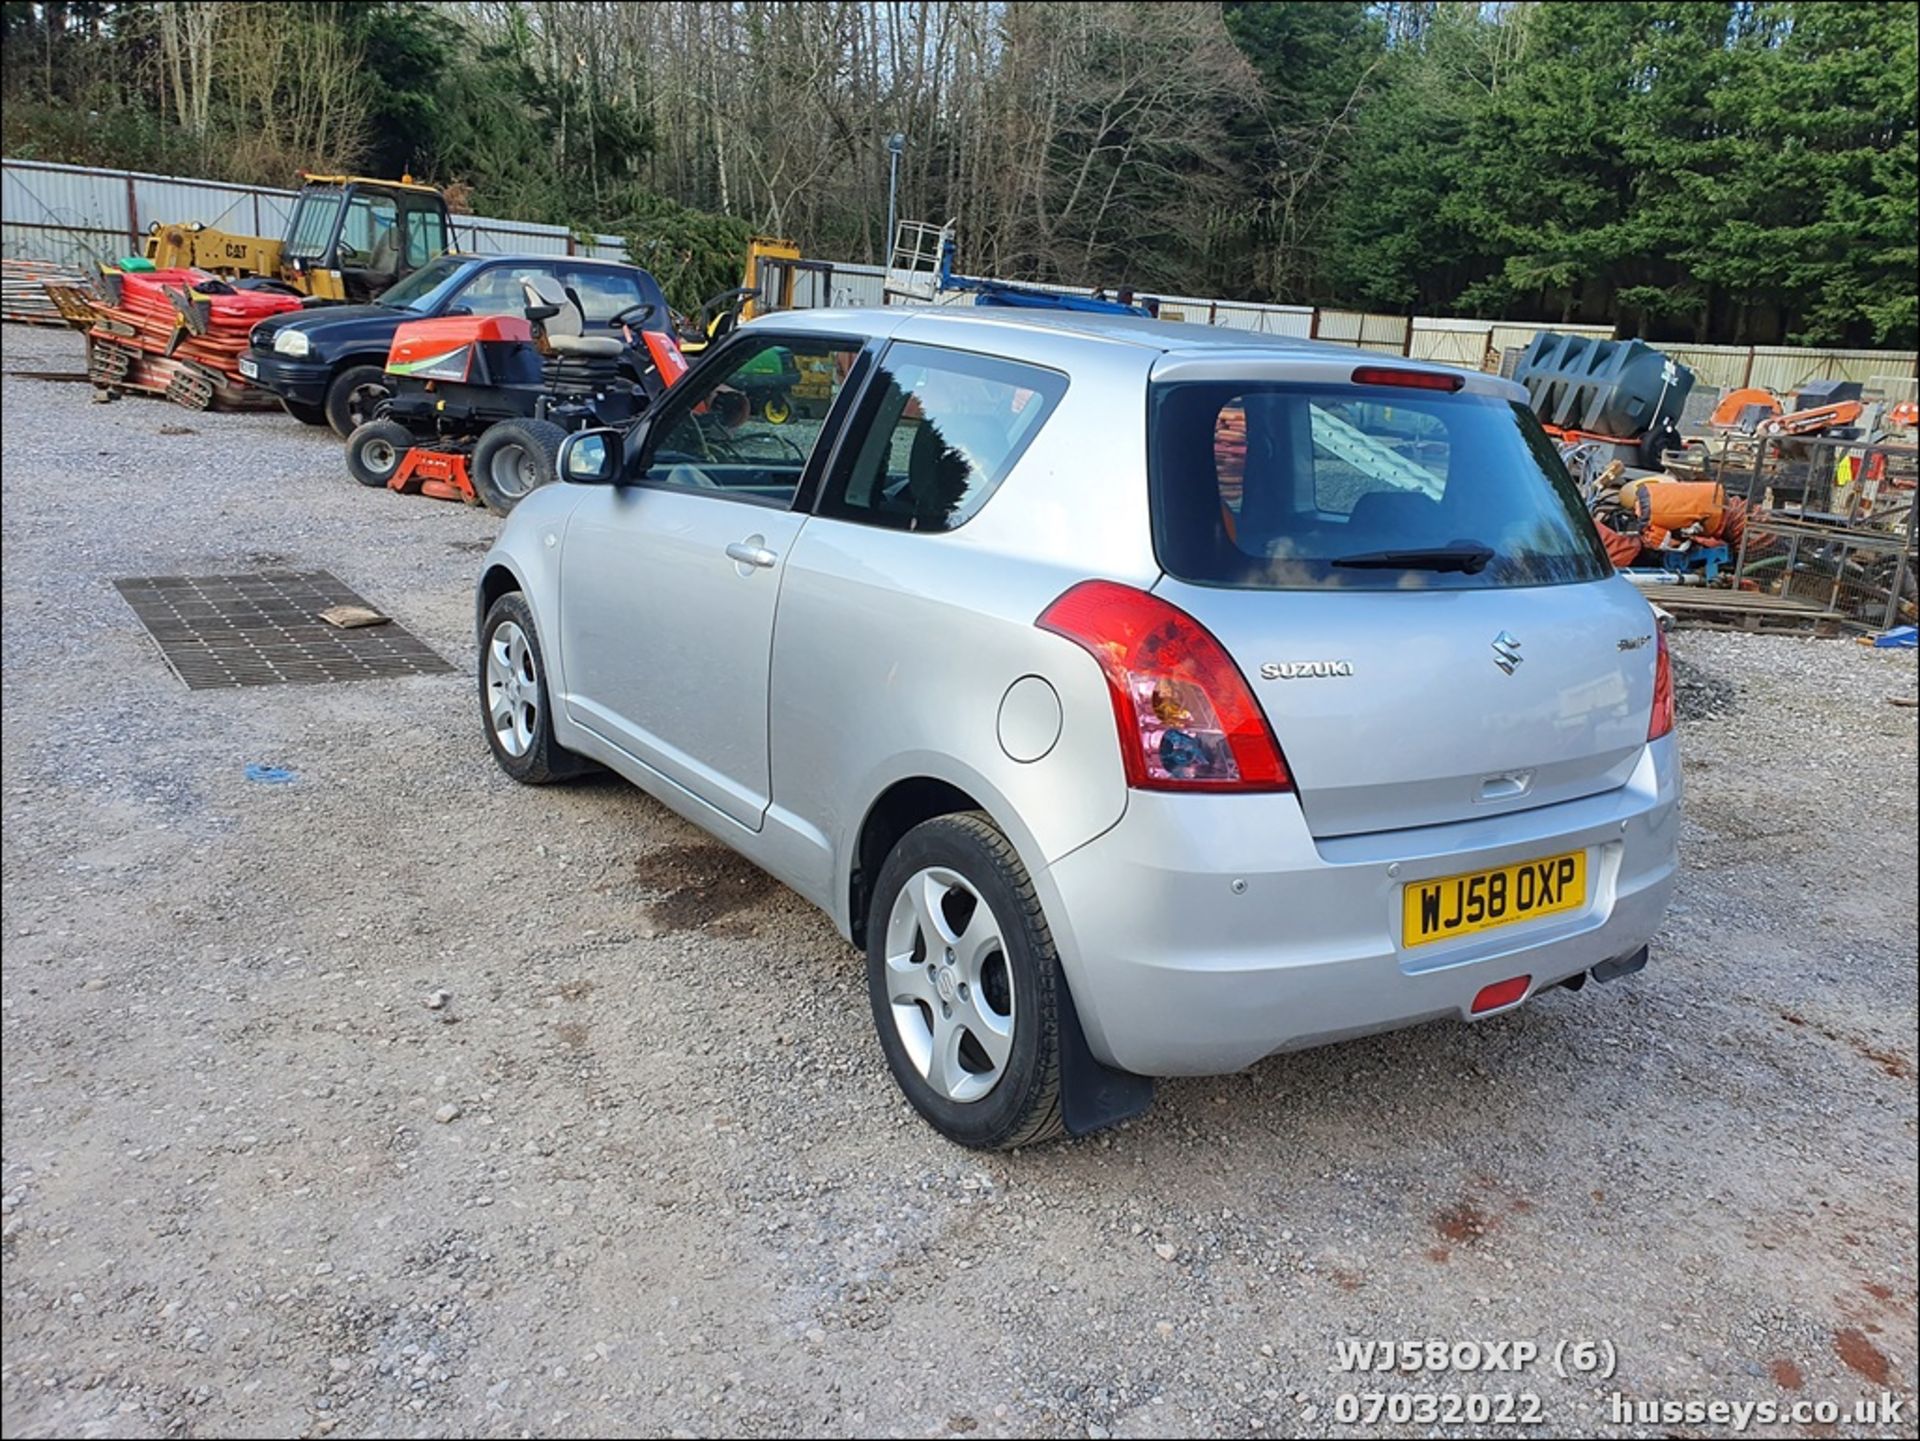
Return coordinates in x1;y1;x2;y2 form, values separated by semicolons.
1492;631;1523;674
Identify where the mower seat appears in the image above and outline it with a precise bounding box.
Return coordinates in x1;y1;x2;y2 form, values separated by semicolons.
521;275;625;359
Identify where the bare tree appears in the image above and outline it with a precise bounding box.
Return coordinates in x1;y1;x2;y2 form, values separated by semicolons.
217;3;369;183
447;0;1260;286
157;1;221;142
968;2;1259;287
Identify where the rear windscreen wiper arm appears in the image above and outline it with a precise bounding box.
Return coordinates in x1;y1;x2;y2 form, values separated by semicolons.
1330;544;1496;574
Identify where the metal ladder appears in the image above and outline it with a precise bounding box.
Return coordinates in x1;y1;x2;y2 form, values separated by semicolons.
1309;405;1444;497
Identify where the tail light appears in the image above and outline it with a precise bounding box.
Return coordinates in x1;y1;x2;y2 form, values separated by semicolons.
1648;627;1674;740
1037;580;1291;792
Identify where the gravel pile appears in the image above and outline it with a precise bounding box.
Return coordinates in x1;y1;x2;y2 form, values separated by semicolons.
3;322;1915;1438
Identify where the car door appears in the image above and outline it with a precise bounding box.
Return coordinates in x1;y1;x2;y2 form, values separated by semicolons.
557;330;869;830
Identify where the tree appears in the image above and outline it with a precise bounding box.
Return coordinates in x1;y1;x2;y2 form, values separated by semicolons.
1216;0;1385;302
157;0;219;141
971;1;1261;289
1;0;1912;346
215;3;369;183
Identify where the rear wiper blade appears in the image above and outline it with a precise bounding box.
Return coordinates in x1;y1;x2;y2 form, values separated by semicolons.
1331;544;1496;574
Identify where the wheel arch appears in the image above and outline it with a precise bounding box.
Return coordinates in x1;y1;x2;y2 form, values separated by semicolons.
849;777;979;949
843;763;1156;1138
330;351;396;383
476;561;525;639
843;760;1061;951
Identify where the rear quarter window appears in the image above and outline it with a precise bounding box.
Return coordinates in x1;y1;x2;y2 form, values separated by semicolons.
818;343;1067;533
1153;381;1610;590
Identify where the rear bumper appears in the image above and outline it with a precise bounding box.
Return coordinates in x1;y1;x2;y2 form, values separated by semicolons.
241;348;331;406
1044;735;1681;1076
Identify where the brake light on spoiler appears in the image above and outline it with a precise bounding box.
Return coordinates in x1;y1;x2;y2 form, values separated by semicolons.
1350;365;1465;392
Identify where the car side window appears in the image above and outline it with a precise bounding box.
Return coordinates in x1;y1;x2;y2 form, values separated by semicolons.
818;342;1067;533
638;335;864;506
451;265;552;317
564;267;649;328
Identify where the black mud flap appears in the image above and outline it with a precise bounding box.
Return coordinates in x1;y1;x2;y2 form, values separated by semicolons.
1056;964;1154;1137
1591;946;1649;984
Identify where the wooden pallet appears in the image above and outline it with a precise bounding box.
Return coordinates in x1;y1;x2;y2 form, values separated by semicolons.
1;258;88;327
1653;586;1848;634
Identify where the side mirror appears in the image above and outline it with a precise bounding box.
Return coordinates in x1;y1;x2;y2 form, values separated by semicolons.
558;427;622;485
443;303;472;317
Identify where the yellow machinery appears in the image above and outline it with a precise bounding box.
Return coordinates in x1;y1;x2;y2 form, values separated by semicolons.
740;235;835;321
680;235;836;359
144;175;454;303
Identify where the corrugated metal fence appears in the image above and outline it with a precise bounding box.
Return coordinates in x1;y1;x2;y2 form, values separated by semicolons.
1;157;628;271
6;156;1915;388
1657;344;1919;394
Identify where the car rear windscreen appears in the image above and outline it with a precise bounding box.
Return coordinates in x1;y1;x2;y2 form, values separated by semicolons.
1148;381;1611;590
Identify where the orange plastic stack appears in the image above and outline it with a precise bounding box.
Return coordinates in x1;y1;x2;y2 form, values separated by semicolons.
1213;404;1247;505
86;267;301;411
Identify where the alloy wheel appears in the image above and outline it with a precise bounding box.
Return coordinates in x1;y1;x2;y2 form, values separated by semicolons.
346;381;390;429
485;620;539;757
883;867;1016;1103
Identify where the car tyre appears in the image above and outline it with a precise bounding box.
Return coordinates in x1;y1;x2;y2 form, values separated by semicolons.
866;811;1066;1150
281;397;329;426
345;419;414;489
470;419;569;516
479;593;594;784
325;363;392;438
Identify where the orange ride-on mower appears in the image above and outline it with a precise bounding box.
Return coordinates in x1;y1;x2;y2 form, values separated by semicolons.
344;274;688;514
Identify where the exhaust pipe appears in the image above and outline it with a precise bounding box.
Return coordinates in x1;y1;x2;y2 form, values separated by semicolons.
1558;946;1650;993
1590;946;1649;984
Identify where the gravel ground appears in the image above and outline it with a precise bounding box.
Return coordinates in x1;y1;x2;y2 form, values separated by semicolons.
3;322;1916;1440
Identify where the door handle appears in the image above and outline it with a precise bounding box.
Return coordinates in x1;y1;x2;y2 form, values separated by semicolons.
725;540;778;569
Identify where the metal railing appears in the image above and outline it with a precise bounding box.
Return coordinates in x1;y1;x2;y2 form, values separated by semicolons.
1714;434;1919;630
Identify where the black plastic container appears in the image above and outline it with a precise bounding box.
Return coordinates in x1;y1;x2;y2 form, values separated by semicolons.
1514;332;1695;468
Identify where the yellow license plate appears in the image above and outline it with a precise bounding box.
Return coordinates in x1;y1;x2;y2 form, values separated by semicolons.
1402;850;1587;948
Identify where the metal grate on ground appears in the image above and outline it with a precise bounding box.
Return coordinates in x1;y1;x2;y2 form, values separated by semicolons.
113;570;454;690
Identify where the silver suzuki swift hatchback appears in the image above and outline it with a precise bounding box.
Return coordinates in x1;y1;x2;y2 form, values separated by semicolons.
476;308;1679;1149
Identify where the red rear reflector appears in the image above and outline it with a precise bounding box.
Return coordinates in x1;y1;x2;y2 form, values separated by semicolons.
1648;626;1675;740
1037;580;1291;792
1471;976;1532;1014
1350;365;1464;392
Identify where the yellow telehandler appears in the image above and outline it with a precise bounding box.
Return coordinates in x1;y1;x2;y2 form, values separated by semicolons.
144;174;454;303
